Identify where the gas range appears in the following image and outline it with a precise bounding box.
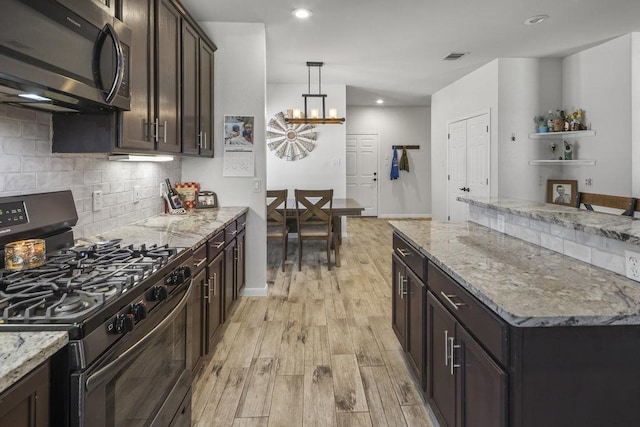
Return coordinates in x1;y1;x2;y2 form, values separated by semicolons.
0;241;183;326
0;190;195;426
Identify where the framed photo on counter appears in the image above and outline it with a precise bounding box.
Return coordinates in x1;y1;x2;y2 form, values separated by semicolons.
547;180;577;206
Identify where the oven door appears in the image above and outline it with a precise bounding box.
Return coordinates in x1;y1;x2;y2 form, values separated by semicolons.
73;281;192;427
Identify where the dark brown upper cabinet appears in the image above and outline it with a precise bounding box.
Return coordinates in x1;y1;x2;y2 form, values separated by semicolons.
181;20;215;157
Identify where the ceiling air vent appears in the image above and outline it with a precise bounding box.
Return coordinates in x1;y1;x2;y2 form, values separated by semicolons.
443;52;467;61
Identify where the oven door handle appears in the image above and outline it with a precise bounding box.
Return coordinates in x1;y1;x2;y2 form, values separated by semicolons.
85;280;192;392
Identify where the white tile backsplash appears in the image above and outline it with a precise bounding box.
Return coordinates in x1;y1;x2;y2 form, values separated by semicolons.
0;106;182;239
471;206;633;277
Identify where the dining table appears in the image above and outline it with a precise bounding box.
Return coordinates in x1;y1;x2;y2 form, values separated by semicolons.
279;198;364;267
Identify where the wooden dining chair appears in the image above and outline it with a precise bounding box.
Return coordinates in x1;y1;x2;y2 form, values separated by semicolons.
295;189;334;271
266;190;289;271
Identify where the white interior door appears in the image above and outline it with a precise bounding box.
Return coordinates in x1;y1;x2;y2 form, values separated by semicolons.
447;112;490;222
447;121;467;222
346;134;379;216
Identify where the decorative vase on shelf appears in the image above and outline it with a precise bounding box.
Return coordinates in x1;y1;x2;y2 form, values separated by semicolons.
553;119;563;132
538;125;548;133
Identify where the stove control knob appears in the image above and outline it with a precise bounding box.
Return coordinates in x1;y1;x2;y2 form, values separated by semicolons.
115;313;135;334
132;301;147;320
151;285;168;301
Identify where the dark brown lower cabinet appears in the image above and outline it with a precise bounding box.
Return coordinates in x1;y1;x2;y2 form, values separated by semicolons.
223;239;236;321
189;267;206;371
391;253;407;347
405;267;425;389
205;252;223;353
426;291;507;427
0;361;49;427
236;229;246;295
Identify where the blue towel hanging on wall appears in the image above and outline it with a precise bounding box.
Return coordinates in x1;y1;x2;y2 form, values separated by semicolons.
390;146;399;180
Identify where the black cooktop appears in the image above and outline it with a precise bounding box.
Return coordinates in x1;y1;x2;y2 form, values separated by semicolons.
0;241;179;323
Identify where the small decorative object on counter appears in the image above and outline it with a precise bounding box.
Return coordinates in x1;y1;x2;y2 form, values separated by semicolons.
546;110;555;131
175;182;199;209
196;191;218;208
568;108;584;131
4;239;46;271
534;115;547;133
164;178;186;215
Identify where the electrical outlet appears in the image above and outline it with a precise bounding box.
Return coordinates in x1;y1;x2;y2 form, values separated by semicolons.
92;190;103;211
496;214;506;233
133;186;141;203
159;182;166;198
625;250;640;282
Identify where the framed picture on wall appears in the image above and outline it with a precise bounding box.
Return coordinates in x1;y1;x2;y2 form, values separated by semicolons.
547;180;578;206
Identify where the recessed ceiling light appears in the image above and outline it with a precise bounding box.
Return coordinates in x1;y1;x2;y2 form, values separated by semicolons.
524;15;549;25
376;99;384;105
292;8;312;19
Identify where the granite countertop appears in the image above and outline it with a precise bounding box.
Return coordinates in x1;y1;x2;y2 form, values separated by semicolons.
0;332;68;394
458;196;640;245
0;207;247;395
92;206;248;248
390;219;640;327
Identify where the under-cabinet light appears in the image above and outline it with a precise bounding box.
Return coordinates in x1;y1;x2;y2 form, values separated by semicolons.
108;155;174;162
18;93;51;102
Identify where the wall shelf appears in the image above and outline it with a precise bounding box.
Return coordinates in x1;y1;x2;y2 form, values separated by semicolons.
529;130;596;139
528;159;596;166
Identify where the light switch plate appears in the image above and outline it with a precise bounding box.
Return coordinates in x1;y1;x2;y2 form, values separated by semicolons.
625;250;640;282
133;186;141;203
252;178;261;193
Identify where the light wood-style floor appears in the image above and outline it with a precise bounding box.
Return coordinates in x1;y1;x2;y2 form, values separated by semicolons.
192;217;436;427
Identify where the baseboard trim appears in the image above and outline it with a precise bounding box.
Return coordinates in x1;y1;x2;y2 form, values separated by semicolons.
377;214;432;219
240;283;268;297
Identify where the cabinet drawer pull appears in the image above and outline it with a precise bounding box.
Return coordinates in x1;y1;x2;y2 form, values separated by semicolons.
397;248;411;257
211;241;224;249
440;291;466;311
194;258;207;269
449;336;461;376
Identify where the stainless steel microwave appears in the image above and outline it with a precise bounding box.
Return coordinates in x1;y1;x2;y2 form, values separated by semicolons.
0;0;131;112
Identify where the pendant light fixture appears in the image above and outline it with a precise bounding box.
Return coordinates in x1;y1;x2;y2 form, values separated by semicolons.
285;62;345;125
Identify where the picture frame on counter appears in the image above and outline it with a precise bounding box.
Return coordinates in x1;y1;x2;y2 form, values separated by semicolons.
196;191;218;209
547;179;577;206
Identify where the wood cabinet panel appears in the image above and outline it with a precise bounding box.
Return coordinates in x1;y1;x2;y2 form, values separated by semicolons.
198;41;214;157
189;268;206;371
223;239;236;321
156;0;181;153
405;267;425;390
205;252;223;353
120;0;156;151
0;361;49;427
181;21;200;156
391;253;407;348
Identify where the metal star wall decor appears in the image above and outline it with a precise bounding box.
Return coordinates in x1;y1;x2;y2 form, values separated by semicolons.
267;111;319;161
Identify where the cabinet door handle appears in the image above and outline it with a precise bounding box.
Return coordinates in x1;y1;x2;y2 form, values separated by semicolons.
397;248;410;257
208;277;214;302
398;273;407;299
212;272;217;297
444;330;450;367
203;281;209;302
163;121;167;143
204;132;207;149
198;132;203;148
194;257;207;269
449;336;461;375
151;118;160;142
440;291;466;311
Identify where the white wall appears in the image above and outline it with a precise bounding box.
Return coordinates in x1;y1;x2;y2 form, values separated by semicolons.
266;84;347;198
498;58;562;201
346;106;431;217
430;60;499;221
182;22;267;296
563;34;632;196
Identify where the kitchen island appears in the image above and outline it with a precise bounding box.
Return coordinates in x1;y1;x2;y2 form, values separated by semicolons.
390;219;640;427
